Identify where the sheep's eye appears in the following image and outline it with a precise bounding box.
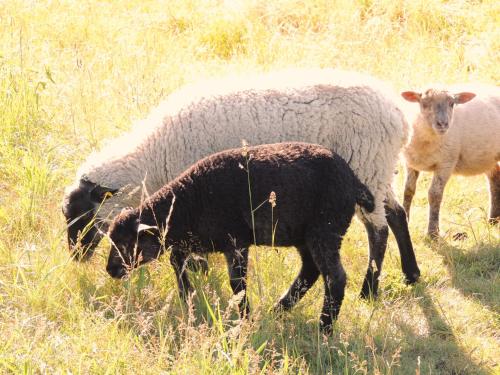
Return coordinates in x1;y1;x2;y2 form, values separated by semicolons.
449;102;454;108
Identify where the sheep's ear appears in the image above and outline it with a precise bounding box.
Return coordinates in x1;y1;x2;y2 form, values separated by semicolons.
401;91;421;103
90;185;119;203
453;92;475;104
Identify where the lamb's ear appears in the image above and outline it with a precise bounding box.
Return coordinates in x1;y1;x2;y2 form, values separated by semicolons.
401;91;421;103
90;185;119;203
137;223;159;233
453;92;476;104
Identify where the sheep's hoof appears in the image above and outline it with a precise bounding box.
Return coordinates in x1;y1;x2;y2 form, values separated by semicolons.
359;287;378;300
426;231;441;241
488;216;499;225
452;232;468;241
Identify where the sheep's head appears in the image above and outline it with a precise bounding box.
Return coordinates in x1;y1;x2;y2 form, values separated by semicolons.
62;178;118;261
106;209;163;279
401;89;476;135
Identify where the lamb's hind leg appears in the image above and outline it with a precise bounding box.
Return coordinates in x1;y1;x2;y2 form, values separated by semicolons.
224;246;250;317
306;225;348;334
274;245;320;312
487;164;500;224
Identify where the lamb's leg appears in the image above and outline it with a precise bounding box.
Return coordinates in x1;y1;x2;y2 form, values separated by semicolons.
487;164;500;224
274;246;320;311
306;228;348;334
224;246;250;317
427;170;452;238
170;247;193;302
360;217;389;299
385;192;420;285
403;167;420;219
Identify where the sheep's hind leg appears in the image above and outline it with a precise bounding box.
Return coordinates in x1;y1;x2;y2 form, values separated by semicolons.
274;246;320;312
224;246;250;317
487;164;500;224
359;216;389;299
385;192;420;285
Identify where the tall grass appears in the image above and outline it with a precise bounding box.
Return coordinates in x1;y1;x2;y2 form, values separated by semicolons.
0;0;498;373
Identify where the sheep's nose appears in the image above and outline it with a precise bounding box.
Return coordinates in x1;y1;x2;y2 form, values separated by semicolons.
436;121;448;129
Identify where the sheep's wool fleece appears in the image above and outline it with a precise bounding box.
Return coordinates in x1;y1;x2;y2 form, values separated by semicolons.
75;69;408;227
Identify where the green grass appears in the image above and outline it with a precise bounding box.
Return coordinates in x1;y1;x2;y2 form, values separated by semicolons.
0;0;499;373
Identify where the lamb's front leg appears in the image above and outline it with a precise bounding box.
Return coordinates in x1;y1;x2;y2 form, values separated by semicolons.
224;246;250;317
427;169;453;238
403;167;420;219
170;246;193;301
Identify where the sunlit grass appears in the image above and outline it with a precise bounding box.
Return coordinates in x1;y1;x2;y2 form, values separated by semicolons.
0;0;498;373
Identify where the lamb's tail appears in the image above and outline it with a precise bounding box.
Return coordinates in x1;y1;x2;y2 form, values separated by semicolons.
356;183;375;213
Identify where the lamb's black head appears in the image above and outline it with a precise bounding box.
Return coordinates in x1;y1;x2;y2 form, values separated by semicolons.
106;209;162;279
62;178;118;261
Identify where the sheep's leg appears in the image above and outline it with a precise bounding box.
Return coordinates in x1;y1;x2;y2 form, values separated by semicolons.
170;247;193;302
274;246;320;311
385;192;420;285
427;170;452;238
224;247;250;317
403;167;420;219
306;222;349;333
360;218;388;299
487;164;500;224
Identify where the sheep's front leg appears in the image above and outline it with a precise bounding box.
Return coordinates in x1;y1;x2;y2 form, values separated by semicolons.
403;167;420;219
224;246;250;317
427;170;453;238
487;164;500;224
274;246;320;311
170;247;193;302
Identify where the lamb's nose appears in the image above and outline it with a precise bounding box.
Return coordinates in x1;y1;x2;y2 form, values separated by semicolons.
106;263;127;279
436;121;448;128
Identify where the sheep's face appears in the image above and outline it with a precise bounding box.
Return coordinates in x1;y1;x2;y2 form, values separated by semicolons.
106;212;163;279
62;179;118;261
401;89;476;135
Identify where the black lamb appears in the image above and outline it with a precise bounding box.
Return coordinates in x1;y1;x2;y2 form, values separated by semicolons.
106;142;375;332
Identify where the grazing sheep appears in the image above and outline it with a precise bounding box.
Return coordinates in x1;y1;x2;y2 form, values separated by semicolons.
401;84;500;237
63;68;421;296
106;142;375;332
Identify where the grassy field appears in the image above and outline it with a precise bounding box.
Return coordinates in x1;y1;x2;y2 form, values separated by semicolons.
0;0;499;373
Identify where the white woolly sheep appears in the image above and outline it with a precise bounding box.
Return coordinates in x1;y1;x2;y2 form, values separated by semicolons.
62;68;421;297
106;142;376;332
401;84;500;237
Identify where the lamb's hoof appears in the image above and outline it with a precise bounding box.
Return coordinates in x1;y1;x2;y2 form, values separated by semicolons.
452;232;468;241
404;270;420;285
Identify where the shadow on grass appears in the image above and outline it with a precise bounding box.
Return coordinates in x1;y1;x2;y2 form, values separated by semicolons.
395;285;492;375
432;240;499;314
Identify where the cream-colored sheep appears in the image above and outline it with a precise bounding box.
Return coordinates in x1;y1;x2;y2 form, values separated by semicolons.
401;84;500;237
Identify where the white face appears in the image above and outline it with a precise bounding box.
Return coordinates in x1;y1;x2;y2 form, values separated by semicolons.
401;89;476;136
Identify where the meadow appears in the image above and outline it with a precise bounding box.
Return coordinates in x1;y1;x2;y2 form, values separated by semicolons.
0;0;498;373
